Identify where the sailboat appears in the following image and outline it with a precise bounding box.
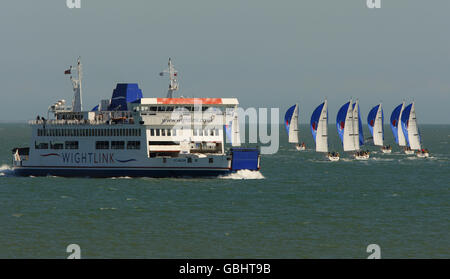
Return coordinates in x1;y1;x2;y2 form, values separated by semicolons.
352;100;369;160
311;100;338;161
400;102;429;158
368;104;391;153
390;101;413;154
285;104;304;150
336;99;369;160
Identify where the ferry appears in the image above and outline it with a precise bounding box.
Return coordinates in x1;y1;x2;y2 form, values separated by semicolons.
12;58;260;177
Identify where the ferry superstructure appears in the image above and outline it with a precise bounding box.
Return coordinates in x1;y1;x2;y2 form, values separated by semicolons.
12;58;260;177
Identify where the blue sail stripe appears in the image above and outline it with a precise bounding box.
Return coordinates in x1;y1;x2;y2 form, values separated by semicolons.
401;104;412;146
284;105;296;135
310;102;324;143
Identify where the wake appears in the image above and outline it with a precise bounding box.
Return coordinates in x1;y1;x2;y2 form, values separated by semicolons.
219;169;265;180
0;164;15;177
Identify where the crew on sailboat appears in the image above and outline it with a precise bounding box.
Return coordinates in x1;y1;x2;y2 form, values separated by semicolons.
416;148;430;158
296;142;306;151
381;145;392;153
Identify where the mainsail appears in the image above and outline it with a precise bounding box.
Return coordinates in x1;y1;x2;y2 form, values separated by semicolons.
284;104;299;144
368;104;384;146
352;100;364;149
401;102;421;150
336;100;357;151
310;100;328;152
390;102;407;146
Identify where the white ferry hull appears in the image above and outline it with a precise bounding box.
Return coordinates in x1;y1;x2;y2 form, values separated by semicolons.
13;166;231;178
13;148;259;178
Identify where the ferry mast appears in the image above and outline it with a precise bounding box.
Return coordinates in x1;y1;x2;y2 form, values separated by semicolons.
66;57;83;112
159;58;179;98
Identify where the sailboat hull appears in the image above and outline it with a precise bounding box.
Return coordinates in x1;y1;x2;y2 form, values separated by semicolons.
328;156;340;162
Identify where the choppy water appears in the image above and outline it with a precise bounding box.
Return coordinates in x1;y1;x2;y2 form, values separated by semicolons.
0;123;448;258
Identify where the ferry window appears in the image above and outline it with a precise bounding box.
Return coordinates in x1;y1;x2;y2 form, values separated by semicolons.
215;129;219;136
65;141;79;149
150;106;157;112
150;129;155;136
209;158;214;164
35;142;48;149
96;141;109;149
138;129;141;137
193;129;197;136
166;107;174;112
187;158;192;163
161;129;166;136
167;129;171;136
52;143;64;150
172;129;176;136
210;130;214;136
156;129;160;136
111;141;125;149
127;141;140;150
35;142;49;149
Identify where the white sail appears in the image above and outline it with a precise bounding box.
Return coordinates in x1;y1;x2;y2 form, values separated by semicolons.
316;100;328;152
343;99;356;151
373;104;384;146
352;100;360;151
407;102;421;150
397;101;407;146
289;104;299;143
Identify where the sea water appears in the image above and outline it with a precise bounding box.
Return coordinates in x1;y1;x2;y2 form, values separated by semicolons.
0;123;448;258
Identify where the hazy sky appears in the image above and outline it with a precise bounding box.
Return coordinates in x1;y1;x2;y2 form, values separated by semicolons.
0;0;449;123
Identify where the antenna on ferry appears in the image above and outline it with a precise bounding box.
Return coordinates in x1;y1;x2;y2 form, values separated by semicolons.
159;57;179;98
65;57;83;112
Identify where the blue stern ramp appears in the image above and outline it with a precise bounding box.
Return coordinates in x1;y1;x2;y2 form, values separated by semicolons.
230;148;261;171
